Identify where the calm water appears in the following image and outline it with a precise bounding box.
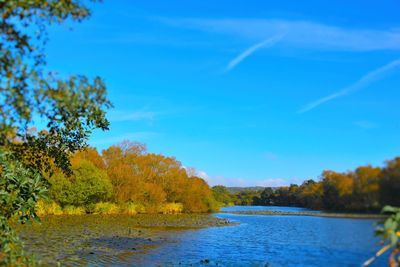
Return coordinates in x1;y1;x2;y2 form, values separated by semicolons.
221;205;321;213
20;206;386;266
130;206;385;266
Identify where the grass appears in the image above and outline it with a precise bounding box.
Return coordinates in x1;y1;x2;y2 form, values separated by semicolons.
36;201;189;216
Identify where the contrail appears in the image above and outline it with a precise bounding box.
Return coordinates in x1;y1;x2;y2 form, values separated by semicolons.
225;33;285;73
298;58;400;113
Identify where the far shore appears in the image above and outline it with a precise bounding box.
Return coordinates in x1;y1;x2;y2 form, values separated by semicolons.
220;210;386;219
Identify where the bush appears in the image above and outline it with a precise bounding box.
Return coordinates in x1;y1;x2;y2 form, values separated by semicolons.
62;206;85;215
93;202;119;215
159;203;183;214
121;203;146;215
48;160;113;207
36;201;63;216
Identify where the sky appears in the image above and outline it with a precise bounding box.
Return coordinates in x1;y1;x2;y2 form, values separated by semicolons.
45;0;400;187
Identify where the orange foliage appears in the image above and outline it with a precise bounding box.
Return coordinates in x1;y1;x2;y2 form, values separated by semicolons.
98;140;216;212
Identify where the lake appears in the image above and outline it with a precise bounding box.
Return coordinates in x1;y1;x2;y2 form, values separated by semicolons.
18;206;386;266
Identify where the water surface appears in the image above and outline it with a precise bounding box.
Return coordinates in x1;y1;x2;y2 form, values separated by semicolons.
133;206;385;266
18;206;386;266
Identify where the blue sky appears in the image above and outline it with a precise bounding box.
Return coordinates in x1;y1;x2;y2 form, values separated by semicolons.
45;0;400;186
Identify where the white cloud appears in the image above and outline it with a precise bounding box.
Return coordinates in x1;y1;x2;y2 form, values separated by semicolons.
298;58;400;113
158;17;400;51
196;170;210;180
225;34;284;72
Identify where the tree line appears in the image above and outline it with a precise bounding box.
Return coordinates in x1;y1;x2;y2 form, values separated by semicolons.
213;157;400;212
41;140;219;214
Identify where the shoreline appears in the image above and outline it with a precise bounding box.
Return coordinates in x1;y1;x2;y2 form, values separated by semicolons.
220;210;386;219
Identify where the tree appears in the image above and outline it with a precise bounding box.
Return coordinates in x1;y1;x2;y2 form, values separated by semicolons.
102;142;148;203
212;185;233;206
0;1;110;263
351;166;381;211
379;158;400;207
71;147;106;170
298;180;323;210
321;170;353;211
180;177;216;212
259;187;274;205
48;160;112;207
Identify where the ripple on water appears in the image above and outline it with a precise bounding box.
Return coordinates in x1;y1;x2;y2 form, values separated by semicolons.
14;208;387;266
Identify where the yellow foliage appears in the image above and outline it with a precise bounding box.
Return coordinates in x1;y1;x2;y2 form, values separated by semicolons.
36;200;63;216
121;203;146;215
158;203;183;214
93;202;119;215
62;206;85;215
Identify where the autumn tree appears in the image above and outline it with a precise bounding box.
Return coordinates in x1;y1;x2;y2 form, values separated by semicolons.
321;170;353;211
297;180;323;210
71;147;106;170
351;166;381;211
180;176;217;212
102;142;145;203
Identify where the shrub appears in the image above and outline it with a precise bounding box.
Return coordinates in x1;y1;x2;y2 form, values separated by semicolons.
62;206;85;215
121;203;146;215
48;160;113;207
36;201;63;216
93;202;119;215
159;203;183;214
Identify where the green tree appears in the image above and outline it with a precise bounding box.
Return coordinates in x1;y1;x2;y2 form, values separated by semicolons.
212;185;233;206
0;150;46;265
380;158;400;207
259;187;274;205
48;160;112;207
0;0;110;263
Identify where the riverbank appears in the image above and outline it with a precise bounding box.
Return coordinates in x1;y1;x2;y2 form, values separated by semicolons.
221;210;386;219
13;214;234;265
